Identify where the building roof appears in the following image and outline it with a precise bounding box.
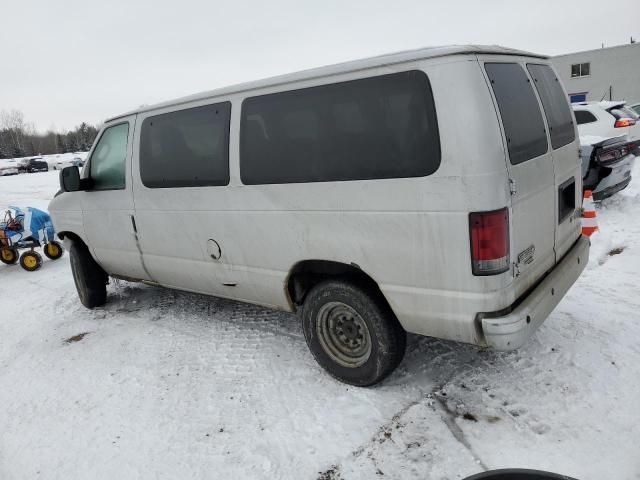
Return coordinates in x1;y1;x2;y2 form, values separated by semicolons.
107;44;546;122
553;42;640;58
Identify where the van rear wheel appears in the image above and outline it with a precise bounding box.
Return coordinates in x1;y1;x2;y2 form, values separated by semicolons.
69;241;108;309
301;279;406;386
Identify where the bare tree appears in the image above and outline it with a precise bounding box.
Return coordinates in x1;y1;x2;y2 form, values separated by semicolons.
0;109;98;158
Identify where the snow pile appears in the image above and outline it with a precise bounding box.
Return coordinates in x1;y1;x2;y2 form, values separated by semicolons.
1;168;639;479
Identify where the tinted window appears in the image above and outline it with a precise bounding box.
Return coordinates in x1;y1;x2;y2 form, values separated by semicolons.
571;63;590;77
90;123;129;190
527;64;575;149
485;63;548;165
140;102;231;188
571;64;580;78
240;71;440;185
574;110;597;125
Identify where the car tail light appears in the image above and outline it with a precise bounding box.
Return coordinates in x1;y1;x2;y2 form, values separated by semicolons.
469;208;510;276
614;118;636;128
597;150;621;163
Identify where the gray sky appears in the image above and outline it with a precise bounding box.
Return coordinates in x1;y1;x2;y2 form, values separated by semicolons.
1;0;638;132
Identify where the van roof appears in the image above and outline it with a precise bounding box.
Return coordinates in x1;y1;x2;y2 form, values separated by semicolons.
107;44;547;122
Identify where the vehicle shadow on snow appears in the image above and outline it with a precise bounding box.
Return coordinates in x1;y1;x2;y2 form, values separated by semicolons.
95;279;514;390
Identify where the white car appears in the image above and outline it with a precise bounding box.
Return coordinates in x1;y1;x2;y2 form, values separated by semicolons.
630;103;640;116
0;159;20;176
572;101;640;140
50;45;589;386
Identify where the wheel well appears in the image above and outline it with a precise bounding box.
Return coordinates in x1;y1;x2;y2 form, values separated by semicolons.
57;231;84;246
286;260;389;312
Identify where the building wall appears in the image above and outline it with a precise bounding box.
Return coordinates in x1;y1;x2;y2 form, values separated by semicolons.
552;43;640;104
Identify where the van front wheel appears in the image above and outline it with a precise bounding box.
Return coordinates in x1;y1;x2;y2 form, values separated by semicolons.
301;280;406;386
69;241;108;309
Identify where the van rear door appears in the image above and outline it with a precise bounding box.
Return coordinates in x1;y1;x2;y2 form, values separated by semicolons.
482;61;557;297
525;63;581;261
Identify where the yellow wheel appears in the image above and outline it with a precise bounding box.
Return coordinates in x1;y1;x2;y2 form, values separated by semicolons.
44;240;64;260
1;249;19;265
20;251;43;272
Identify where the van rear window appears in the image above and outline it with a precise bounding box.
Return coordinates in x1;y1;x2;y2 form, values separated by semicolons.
140;102;231;188
527;64;575;150
239;70;440;185
485;63;548;165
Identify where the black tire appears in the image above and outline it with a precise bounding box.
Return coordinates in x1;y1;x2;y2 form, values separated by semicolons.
301;279;406;386
1;249;19;265
20;251;43;271
69;241;108;308
44;240;64;260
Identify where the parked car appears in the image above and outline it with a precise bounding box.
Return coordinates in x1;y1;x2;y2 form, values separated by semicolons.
629;102;640;116
50;45;589;386
580;135;638;200
572;101;640;140
0;159;20;176
52;158;75;170
18;157;49;173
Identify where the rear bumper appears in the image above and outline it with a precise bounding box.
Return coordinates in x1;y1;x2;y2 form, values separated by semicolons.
479;235;590;350
593;175;631;200
592;154;634;200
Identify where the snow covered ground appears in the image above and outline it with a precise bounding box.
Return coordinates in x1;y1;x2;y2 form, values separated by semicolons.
1;169;639;480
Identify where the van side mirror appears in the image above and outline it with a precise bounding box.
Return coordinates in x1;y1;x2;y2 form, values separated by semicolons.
60;166;81;192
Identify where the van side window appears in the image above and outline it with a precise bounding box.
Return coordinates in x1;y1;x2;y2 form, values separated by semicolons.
485;63;548;165
89;122;129;190
527;64;576;150
240;70;440;185
140;102;231;188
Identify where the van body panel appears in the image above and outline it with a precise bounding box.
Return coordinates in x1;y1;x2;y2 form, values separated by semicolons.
129;57;515;340
49;46;587;352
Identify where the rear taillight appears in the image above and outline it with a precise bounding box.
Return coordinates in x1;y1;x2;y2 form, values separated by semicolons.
614;118;636;128
469;208;510;276
597;150;621;163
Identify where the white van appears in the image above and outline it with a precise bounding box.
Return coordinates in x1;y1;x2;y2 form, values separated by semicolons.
50;46;589;386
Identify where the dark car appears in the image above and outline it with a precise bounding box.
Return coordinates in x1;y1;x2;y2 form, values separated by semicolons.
18;157;49;173
580;135;639;200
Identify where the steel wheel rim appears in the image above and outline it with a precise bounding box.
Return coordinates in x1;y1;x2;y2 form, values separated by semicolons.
2;250;14;261
316;301;372;368
48;243;60;256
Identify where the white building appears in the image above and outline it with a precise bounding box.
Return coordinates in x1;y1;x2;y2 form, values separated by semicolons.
552;42;640;104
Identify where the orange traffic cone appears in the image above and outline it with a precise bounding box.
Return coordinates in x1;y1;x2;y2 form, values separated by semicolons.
581;190;598;237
